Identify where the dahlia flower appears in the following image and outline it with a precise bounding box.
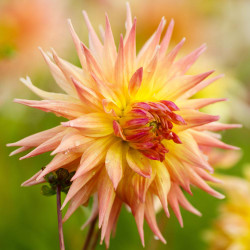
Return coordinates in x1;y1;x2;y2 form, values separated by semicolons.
205;168;250;250
8;4;240;247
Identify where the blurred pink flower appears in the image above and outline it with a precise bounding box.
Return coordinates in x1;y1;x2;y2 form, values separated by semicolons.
0;0;67;76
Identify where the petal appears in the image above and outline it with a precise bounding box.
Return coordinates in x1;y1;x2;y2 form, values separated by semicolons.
81;194;99;230
61;113;113;137
124;18;136;78
177;98;226;110
131;170;155;203
103;14;117;76
157;71;214;100
63;178;96;222
98;171;116;230
21;170;45;187
137;17;166;66
37;152;81;180
171;43;207;76
144;193;166;244
114;35;125;90
39;48;76;96
81;43;104;81
179;74;224;100
126;148;152;178
20;77;72;101
151;161;171;217
72;137;113;180
82;10;103;60
67;19;87;69
195;122;242;132
159;19;174;57
62;170;99;209
124;2;133;41
176;109;219;130
128;67;143;97
71;77;103;111
14;99;85;119
7;126;65;148
104;197;122;248
105;140;127;189
51;131;94;155
190;130;240;150
19;130;67;160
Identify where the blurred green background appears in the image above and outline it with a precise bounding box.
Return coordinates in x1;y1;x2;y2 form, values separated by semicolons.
1;0;250;249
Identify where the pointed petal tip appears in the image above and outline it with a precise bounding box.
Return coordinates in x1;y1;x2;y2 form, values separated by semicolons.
61;199;68;210
61;121;69;127
9;151;15;157
13;98;22;104
36;172;45;181
170;18;175;24
196;211;202;217
215;193;225;200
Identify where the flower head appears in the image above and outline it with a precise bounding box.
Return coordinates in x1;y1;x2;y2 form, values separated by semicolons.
205;167;250;250
8;3;240;247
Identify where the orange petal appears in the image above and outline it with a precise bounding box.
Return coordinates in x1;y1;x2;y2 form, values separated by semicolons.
51;131;93;155
62;170;99;209
71;77;102;111
195;122;242;132
37;152;81;180
82;10;103;60
14;99;85;119
20;77;71;101
190;130;240;150
137;17;166;66
176;109;219;130
98;171;116;230
114;35;125;90
159;19;174;57
63;178;96;222
128;67;143;97
19;130;67;160
39;48;76;96
72;137;113;180
145;193;166;244
173;43;207;76
61;113;113;137
126;148;152;178
21;170;45;187
7;126;65;148
124;18;136;78
67;19;87;69
103;14;117;76
178;98;226;110
104;197;122;248
180;74;224;100
105;140;127;189
151;161;171;217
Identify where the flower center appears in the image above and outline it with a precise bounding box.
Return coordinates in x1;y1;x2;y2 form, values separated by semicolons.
113;100;186;161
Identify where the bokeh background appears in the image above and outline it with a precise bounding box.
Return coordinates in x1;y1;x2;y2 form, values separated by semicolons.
1;0;250;249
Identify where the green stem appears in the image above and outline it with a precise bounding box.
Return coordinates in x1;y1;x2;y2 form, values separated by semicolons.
56;185;65;250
